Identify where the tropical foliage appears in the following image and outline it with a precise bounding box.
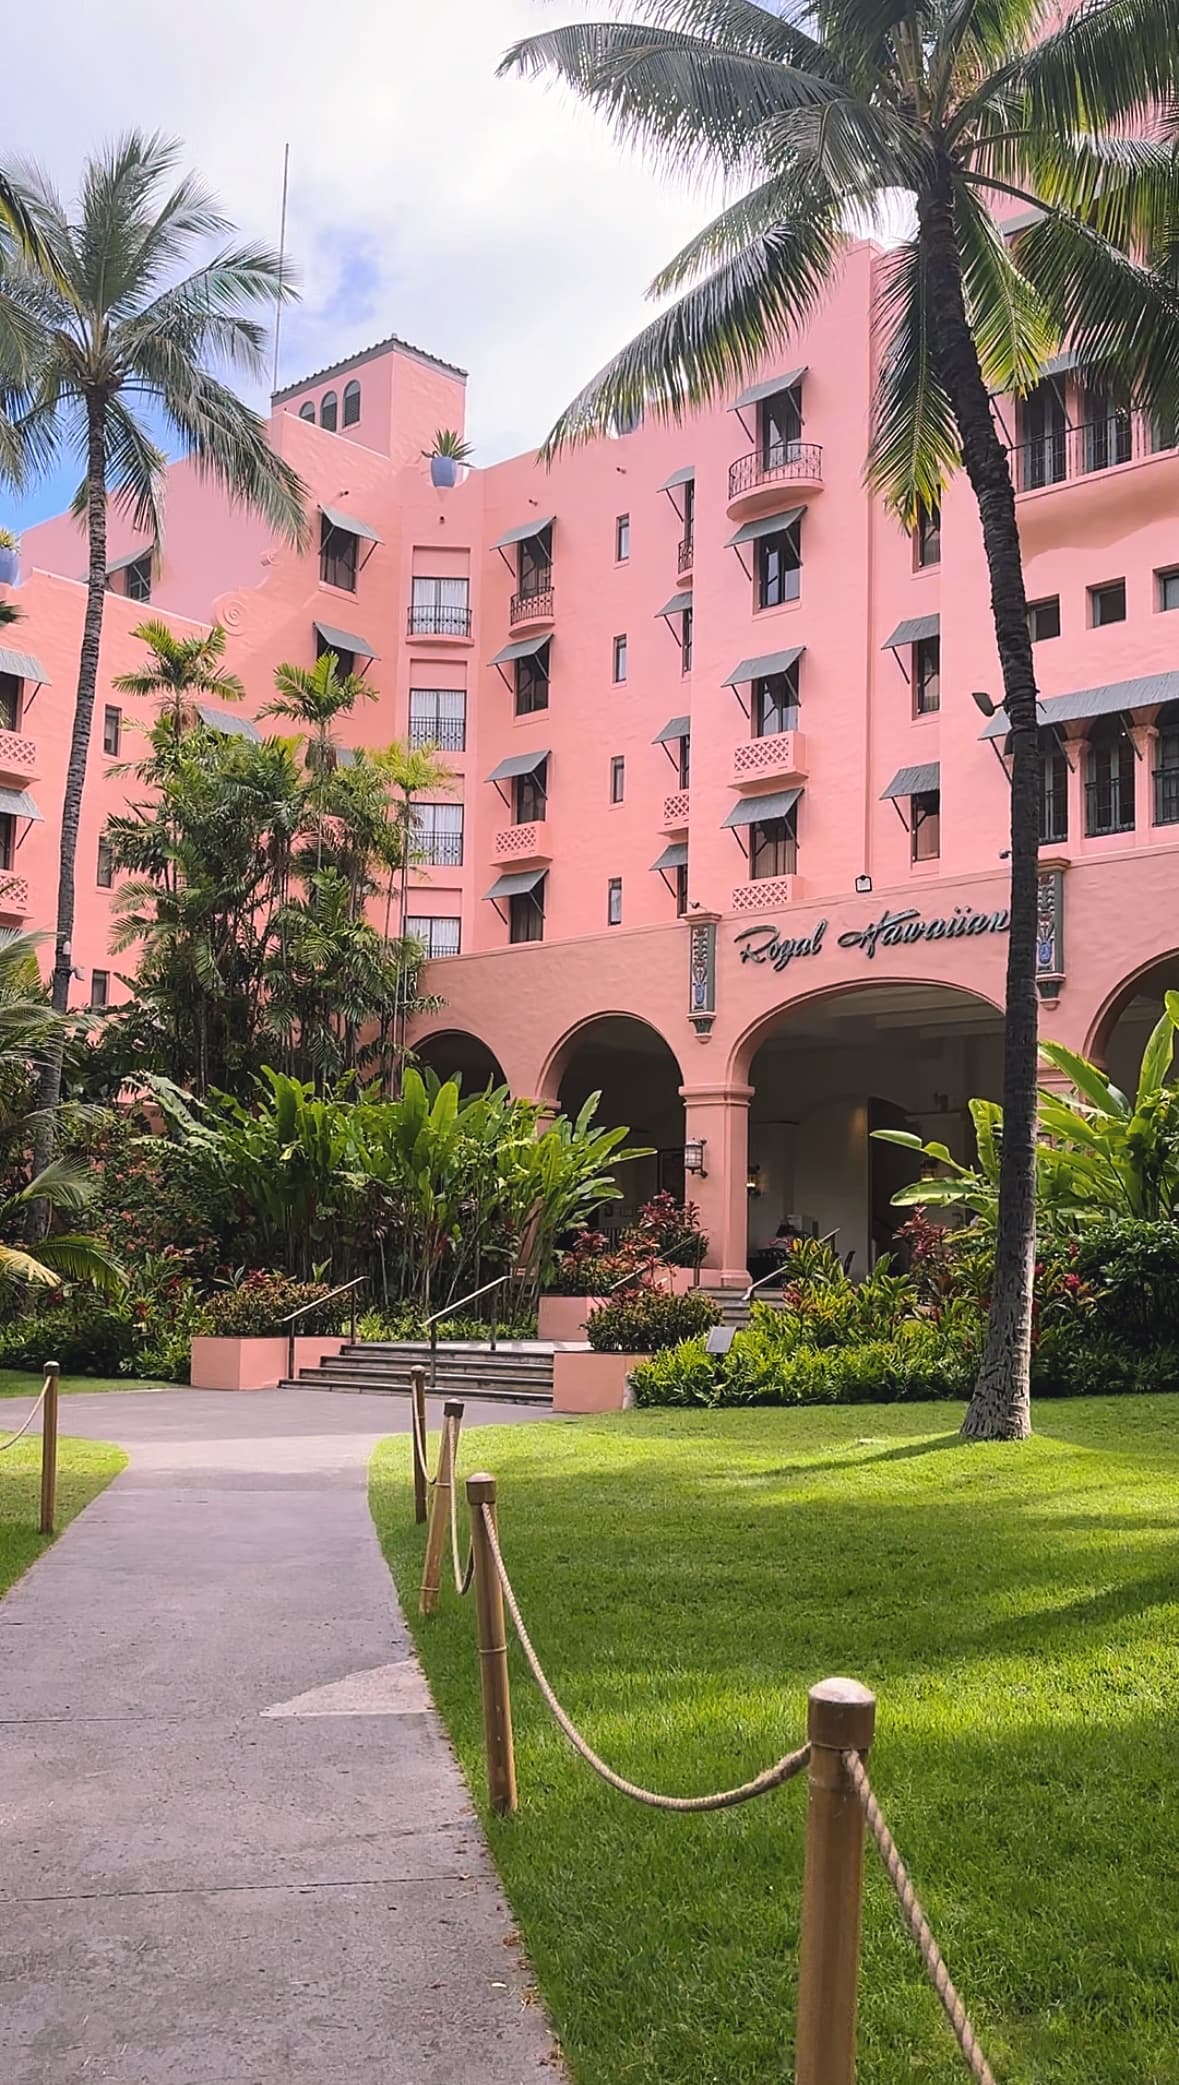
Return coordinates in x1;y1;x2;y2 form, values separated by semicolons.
501;0;1179;1439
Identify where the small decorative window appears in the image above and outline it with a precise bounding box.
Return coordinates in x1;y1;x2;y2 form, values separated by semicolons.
342;380;361;427
103;705;122;756
610;755;625;803
96;836;114;888
607;877;623;926
90;970;110;1010
320;391;338;432
615;514;630;562
298;401;316;423
612;634;628;683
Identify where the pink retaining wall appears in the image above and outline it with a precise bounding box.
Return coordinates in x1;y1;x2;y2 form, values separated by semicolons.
189;1336;344;1392
551;1349;640;1414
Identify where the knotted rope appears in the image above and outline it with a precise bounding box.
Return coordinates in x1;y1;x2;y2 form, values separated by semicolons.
0;1377;50;1454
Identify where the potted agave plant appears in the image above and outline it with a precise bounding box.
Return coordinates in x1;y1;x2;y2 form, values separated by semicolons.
424;429;473;489
0;529;20;587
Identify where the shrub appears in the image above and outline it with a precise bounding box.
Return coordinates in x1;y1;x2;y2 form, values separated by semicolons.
205;1272;339;1338
355;1304;538;1342
1073;1219;1179;1346
0;1291;139;1375
549;1229;646;1296
632;1192;708;1268
586;1287;720;1354
631;1339;724;1406
633;1319;976;1407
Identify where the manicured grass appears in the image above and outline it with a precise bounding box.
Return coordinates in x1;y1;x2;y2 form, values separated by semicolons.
371;1401;1179;2085
0;1433;127;1598
0;1369;170;1399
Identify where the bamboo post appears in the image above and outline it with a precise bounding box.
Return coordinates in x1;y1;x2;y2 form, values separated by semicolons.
419;1400;463;1615
39;1361;60;1537
467;1472;517;1816
795;1677;877;2085
411;1365;428;1525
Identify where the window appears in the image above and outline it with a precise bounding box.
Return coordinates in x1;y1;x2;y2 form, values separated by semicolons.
750;812;798;880
408;688;466;752
320;390;338;432
410;575;470;638
1153;704;1179;825
0;673;21;732
517;526;552;601
675;861;689;917
1016;382;1066;489
759;384;802;467
316;628;356;678
681;604;693;674
1039;734;1069;844
914;499;941;569
96;836;114;888
514;760;547;826
298;401;316;423
319;514;358;592
607;877;623;926
615;513;630;563
756;521;801;609
911;788;941;861
515;643;549;717
1089;579;1126;627
1156;567;1179;613
342;379;361;427
610;755;625;804
102;705;122;756
913;634;940;716
1086;719;1135;835
612;633;628;683
754;663;800;738
413;801;464;868
89;970;110;1011
108;552;152;601
1081;380;1131;474
1028;596;1061;642
0;813;13;871
677;732;691;789
405;915;461;958
509;885;544;943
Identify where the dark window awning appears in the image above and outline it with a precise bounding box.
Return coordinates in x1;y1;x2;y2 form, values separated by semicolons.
106;546;149;576
980;670;1179;740
726;505;804;549
656;590;693;618
1002;206;1044;235
657;465;695;492
195;706;261;742
651;842;688;872
315;619;379;661
723;645;804;687
881;762;940;799
486;748;549;783
883;613;939;651
0;786;42;821
321;503;381;544
653;715;690;744
1042;350;1082;379
0;646;48;684
489;632;550;667
723;786;802;829
485;867;547;902
732;367;807;411
491;515;555;550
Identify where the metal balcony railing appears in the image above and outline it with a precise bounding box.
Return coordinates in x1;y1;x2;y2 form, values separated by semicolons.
1084;780;1134;837
1153;767;1179;826
415;833;464;868
407;604;472;638
509;579;554;624
1008;410;1176;493
677;531;694;572
728;441;823;501
408;716;466;752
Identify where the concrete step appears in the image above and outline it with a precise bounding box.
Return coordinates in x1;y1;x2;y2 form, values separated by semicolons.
288;1339;557;1407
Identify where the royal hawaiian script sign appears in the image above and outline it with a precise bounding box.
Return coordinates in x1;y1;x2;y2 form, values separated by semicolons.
735;902;1010;974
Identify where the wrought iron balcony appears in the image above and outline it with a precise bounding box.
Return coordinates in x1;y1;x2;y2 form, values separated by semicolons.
415;833;464;868
1154;767;1179;826
728;441;823;503
406;604;472;638
408;717;466;752
677;531;694;573
1009;410;1176;493
1084;780;1134;837
509;577;554;626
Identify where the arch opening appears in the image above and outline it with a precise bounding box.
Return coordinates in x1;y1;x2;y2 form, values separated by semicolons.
1090;953;1179;1092
554;1015;686;1234
414;1028;506;1092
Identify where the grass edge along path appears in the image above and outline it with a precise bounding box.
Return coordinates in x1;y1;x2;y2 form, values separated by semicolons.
0;1369;173;1399
0;1433;127;1599
371;1399;1179;2085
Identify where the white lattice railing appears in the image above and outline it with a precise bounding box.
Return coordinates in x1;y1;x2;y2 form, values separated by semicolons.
732;875;800;912
494;822;548;860
731;731;806;785
0;731;36;775
661;791;690;829
0;873;30;914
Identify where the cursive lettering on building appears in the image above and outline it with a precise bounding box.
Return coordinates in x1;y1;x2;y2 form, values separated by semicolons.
836;905;1010;959
735;919;828;972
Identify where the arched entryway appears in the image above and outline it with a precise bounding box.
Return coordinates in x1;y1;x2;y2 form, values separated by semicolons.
1089;952;1179;1096
414;1028;507;1091
741;980;1003;1276
550;1015;685;1233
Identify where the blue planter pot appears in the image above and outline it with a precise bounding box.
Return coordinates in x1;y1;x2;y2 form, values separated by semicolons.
430;455;459;489
0;546;19;586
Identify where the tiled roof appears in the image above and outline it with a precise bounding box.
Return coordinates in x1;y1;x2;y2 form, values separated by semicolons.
272;332;467;402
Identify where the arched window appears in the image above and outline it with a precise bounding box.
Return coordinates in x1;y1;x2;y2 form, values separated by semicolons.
320;391;338;432
342;379;361;427
298;401;315;422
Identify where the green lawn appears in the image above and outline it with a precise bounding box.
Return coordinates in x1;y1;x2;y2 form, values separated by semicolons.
0;1433;127;1598
0;1369;170;1398
371;1400;1179;2085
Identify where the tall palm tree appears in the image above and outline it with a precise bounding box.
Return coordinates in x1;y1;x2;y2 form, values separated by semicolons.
502;0;1179;1440
0;131;308;1155
371;741;458;1091
112;619;245;728
261;650;376;867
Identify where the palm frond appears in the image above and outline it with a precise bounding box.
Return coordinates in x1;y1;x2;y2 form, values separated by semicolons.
155;367;307;546
102;395;168;545
954;178;1057;396
21;1233;126;1294
1016;211;1179;425
866;239;960;523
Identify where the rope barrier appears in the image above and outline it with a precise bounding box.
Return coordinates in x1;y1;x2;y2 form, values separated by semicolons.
844;1747;998;2085
410;1385;430;1495
448;1467;475;1596
480;1503;810;1813
0;1378;50;1454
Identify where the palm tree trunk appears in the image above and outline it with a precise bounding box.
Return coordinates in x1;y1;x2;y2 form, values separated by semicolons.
919;172;1037;1442
29;399;109;1220
391;791;412;1098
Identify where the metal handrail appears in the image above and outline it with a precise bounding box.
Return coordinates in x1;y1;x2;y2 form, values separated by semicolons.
424;1274;510;1392
278;1274;367;1377
605;1247;702;1295
742;1230;839;1304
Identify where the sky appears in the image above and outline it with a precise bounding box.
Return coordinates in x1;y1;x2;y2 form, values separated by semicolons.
2;0;713;529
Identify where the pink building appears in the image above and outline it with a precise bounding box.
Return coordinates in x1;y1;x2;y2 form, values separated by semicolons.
4;240;1178;1282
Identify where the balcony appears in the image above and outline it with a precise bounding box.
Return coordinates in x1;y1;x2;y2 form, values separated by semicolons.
661;790;690;832
728;441;823;519
0;872;29;917
493;820;550;864
408;717;466;753
677;531;694;579
1154;766;1179;826
1009;411;1176;496
509;574;555;631
0;730;37;779
731;730;807;790
732;873;804;912
416;834;464;869
406;605;472;641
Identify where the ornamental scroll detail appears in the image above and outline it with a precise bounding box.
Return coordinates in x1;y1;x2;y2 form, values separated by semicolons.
688;918;717;1038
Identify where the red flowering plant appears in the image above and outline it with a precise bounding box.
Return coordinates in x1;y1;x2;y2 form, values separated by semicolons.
548;1228;651;1297
632;1191;709;1268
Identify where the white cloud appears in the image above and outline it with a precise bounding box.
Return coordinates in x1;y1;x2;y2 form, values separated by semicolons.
4;0;709;465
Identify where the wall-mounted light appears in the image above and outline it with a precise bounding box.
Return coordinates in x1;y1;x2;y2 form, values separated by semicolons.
971;689;998;717
746;1163;763;1196
854;874;872;894
684;1137;708;1178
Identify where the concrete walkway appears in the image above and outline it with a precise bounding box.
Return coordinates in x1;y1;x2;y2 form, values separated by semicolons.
0;1387;564;2084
